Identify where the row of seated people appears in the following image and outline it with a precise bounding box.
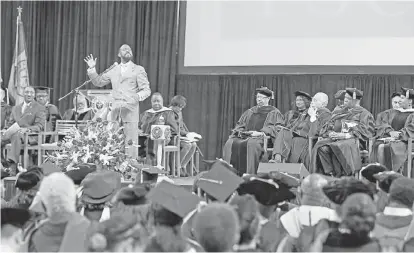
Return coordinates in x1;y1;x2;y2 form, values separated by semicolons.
0;87;199;177
223;86;414;178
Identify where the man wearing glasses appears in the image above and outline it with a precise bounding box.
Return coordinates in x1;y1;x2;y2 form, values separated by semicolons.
34;86;61;132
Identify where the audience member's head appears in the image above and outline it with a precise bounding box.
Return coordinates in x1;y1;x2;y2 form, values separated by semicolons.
359;163;387;186
1;208;31;252
88;208;149;252
37;172;77;218
35;87;51;106
299;174;329;207
388;177;414;209
340;193;376;240
170;95;187;110
112;184;150;206
322;177;375;211
193;203;240;252
151;92;164;111
229;194;260;246
8;167;44;209
373;171;403;194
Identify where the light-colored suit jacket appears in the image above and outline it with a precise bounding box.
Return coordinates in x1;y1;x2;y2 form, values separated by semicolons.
87;62;151;113
6;101;46;132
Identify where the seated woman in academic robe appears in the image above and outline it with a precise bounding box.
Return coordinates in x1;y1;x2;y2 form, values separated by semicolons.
310;88;375;177
283;91;312;128
138;92;179;164
371;88;414;173
62;94;95;121
270;92;331;169
223;87;284;175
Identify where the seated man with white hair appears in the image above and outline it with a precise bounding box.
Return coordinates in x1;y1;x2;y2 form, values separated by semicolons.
270;92;331;168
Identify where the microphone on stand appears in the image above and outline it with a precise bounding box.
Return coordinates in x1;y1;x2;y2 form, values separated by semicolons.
99;62;118;75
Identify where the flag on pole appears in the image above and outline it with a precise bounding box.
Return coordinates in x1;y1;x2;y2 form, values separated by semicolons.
8;6;30;105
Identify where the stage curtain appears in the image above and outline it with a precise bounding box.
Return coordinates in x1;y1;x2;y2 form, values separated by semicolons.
1;1;178;110
176;74;414;164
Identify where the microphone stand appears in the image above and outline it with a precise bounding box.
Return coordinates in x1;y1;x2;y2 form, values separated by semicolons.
59;80;90;128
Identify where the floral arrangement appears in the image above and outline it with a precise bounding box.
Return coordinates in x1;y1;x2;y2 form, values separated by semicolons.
47;118;139;180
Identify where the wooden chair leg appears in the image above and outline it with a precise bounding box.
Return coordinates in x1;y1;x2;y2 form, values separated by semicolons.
195;151;200;175
190;156;195;177
408;140;412;178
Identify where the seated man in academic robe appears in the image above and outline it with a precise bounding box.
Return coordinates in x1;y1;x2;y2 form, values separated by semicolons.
270;92;331;169
371;89;414;173
1;86;46;170
223;87;284;175
138;92;179;164
62;94;94;121
310;88;375;177
35;86;61;132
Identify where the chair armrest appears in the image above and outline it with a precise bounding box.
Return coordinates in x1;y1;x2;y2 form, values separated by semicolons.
40;131;57;136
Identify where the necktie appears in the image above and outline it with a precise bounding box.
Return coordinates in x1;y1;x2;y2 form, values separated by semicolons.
22;103;27;114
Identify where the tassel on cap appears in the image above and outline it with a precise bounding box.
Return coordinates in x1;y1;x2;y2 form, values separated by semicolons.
353;89;356;100
407;90;410;99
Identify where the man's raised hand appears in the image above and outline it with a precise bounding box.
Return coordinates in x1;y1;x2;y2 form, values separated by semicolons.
84;54;97;68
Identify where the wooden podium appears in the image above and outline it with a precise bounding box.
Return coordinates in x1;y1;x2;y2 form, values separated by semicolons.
151;125;171;169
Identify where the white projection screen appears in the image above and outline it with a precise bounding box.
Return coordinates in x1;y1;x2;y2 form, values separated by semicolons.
178;1;414;74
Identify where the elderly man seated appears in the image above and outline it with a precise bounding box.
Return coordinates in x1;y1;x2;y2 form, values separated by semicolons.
1;86;46;171
223;87;284;175
310;88;375;177
270;92;331;169
138;92;179;165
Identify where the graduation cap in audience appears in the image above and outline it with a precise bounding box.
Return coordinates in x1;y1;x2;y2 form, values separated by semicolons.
401;87;414;99
237;174;296;206
65;165;96;185
345;88;363;100
114;183;151;206
256;167;301;188
334;90;346;100
1;208;32;228
39;163;60;176
294;91;312;101
322;177;375;205
81;171;122;204
203;159;238;175
391;92;402;99
373;171;404;193
147;180;202;219
359;163;387;184
256;87;274;99
196;161;244;202
1;169;10;180
15;169;43;191
134;165;167;183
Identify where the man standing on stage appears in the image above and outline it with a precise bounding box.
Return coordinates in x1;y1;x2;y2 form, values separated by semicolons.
84;44;151;159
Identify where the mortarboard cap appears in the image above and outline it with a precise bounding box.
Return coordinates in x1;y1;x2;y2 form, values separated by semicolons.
257;170;300;188
147;180;202;218
81;171;122;204
391;92;402;99
135;165;167;183
322;177;375;205
196;161;244;202
373;171;404;193
114;184;150;206
34;86;53;92
360;163;387;184
1;169;10;180
65;165;96;185
15;170;43;191
1;208;31;228
203;159;238;175
256;87;274;99
237;174;296;206
334;90;346;100
401;87;414;99
39;162;60;176
345;88;363;100
294;91;312;101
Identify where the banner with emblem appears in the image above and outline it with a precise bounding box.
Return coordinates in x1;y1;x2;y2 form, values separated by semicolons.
8;7;30;105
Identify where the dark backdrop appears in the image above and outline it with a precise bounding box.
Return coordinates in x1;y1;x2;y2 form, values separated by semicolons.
2;1;414;165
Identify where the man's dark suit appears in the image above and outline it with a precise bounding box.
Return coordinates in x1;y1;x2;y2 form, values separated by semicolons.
2;101;46;163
